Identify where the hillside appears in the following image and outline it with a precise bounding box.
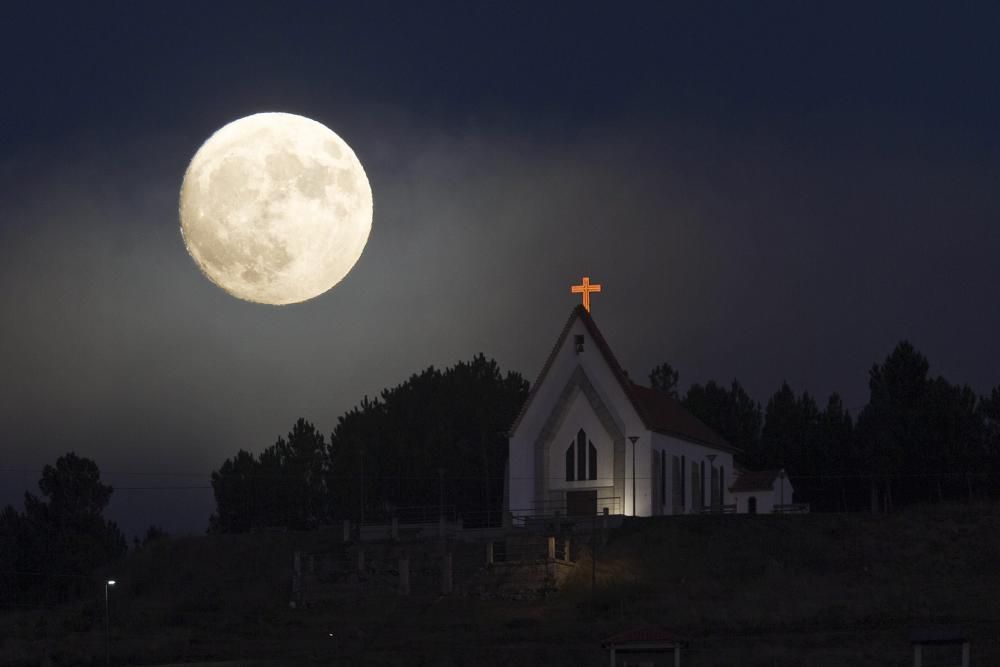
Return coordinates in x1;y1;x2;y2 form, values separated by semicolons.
3;503;999;666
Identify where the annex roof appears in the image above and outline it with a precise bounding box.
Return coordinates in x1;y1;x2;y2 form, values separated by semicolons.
729;469;784;493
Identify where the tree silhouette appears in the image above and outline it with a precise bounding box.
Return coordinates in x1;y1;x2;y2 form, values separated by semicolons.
1;453;125;603
682;379;763;462
648;362;680;398
209;355;529;531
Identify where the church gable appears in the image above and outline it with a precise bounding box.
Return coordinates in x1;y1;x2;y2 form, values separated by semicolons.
510;305;639;443
537;367;623;499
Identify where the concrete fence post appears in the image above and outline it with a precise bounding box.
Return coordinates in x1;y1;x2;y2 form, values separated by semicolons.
547;536;556;561
342;520;351;543
356;548;365;574
486;541;494;566
399;556;410;596
292;550;302;607
564;537;572;562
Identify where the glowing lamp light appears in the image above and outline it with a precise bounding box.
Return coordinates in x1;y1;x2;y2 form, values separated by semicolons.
107;580;116;586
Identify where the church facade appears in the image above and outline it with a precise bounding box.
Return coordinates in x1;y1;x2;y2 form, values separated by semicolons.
507;304;743;518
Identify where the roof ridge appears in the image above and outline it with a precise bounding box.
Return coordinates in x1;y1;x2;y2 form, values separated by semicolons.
508;306;737;454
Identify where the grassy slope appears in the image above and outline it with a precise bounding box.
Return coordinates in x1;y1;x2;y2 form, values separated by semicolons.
3;503;999;666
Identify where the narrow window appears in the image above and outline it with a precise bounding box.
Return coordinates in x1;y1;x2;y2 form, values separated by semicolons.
680;455;686;509
588;440;597;481
748;496;757;514
672;456;681;511
576;429;587;482
565;442;574;482
660;450;666;506
720;465;725;506
691;462;700;511
700;461;706;509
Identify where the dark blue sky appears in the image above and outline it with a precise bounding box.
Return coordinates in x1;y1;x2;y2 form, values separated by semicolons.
2;2;999;536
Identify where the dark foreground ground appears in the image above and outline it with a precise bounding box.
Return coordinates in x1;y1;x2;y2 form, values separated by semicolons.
3;502;1000;666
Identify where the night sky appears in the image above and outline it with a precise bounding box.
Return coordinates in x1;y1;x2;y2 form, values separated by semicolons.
2;3;999;537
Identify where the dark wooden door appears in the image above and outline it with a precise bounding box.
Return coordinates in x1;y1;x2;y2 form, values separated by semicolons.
566;490;597;516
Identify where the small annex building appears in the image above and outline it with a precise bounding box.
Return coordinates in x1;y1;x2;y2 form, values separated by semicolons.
728;467;796;514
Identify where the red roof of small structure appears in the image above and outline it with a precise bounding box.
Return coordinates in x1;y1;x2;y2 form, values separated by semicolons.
729;469;783;492
602;626;685;647
509;306;737;454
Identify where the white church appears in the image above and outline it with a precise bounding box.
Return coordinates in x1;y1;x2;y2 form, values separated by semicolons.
506;281;793;518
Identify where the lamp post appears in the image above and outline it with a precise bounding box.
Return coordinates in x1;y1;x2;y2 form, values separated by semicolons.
706;454;717;510
627;436;639;516
779;469;786;510
104;579;116;667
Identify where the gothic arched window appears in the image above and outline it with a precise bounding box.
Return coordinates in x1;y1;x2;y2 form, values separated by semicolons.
565;429;598;482
576;429;587;481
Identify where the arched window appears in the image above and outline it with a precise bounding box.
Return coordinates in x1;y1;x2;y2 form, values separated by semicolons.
565;429;598;482
748;496;757;514
588;441;597;481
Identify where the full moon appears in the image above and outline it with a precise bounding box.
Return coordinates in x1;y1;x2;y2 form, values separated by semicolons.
179;112;373;305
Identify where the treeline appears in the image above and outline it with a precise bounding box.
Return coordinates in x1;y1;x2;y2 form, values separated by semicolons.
209;341;1000;532
209;354;529;532
653;341;1000;511
0;453;127;605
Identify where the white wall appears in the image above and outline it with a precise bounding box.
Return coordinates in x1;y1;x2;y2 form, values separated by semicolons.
731;476;793;514
508;315;645;515
648;433;735;516
547;388;615;492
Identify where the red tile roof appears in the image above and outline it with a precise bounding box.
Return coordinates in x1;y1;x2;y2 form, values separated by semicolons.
626;382;734;453
729;469;783;492
509;305;737;454
602;626;685;647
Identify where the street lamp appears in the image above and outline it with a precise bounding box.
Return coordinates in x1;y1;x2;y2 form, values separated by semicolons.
105;579;116;667
706;454;717;510
627;436;639;516
779;469;786;510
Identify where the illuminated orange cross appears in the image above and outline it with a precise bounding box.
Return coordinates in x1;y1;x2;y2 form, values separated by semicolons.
571;276;602;312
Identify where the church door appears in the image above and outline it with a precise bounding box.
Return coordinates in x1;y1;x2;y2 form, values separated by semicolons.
566;490;597;516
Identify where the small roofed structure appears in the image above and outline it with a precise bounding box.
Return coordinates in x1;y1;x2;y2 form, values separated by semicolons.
728;467;801;514
602;626;686;667
909;626;970;667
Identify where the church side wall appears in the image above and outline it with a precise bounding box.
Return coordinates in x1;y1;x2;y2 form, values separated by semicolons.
649;433;735;516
